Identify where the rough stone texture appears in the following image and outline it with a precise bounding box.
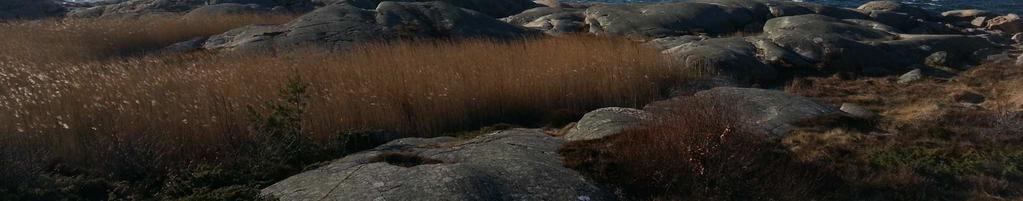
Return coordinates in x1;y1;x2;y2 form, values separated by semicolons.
942;9;996;22
763;14;896;73
564;107;653;142
987;14;1023;34
857;0;936;21
1016;54;1023;67
898;69;924;84
583;2;761;38
503;7;586;35
316;0;539;18
665;37;778;84
750;37;813;68
182;3;270;20
924;51;950;68
647;35;710;51
877;34;1000;69
68;0;313;18
972;16;989;27
203;2;531;52
1013;33;1023;44
262;129;614;201
766;1;868;19
843;18;903;33
646;87;842;137
840;103;877;119
0;0;66;20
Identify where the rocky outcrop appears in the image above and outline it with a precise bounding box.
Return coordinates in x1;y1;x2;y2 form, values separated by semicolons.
762;14;896;73
502;7;585;35
665;37;778;84
564;107;652;142
857;1;937;21
316;0;539;18
67;0;312;18
583;2;764;38
262;129;614;201
0;0;66;20
182;3;274;20
987;14;1023;34
203;2;531;52
646;87;843;137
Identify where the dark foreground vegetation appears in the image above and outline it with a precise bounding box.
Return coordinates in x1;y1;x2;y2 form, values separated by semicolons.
0;16;684;200
562;61;1023;200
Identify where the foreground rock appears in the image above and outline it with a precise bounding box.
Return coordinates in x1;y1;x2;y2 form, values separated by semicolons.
564;107;652;142
203;2;531;52
664;37;778;84
646;87;843;137
0;0;66;20
263;129;613;201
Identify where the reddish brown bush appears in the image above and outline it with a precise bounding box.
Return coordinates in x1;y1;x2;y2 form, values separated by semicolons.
560;97;843;200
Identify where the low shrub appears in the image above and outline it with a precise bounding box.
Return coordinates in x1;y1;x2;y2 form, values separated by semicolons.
560;97;842;200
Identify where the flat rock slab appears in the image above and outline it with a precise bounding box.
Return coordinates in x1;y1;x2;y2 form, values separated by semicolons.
262;129;613;201
564;107;653;142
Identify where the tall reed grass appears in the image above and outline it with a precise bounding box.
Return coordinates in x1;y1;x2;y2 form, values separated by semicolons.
0;16;687;199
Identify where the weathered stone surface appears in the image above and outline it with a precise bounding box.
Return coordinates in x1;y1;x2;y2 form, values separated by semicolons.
262;129;614;201
857;1;936;21
840;103;877;119
664;37;778;84
766;1;868;19
182;3;270;20
316;0;539;17
925;51;950;68
750;37;813;68
1013;33;1023;44
898;69;923;84
203;2;531;52
583;2;761;38
987;14;1023;34
877;34;1000;69
646;87;842;137
843;18;902;33
564;107;653;142
69;0;312;18
942;9;997;22
0;0;66;20
763;14;896;73
503;7;586;35
647;35;709;51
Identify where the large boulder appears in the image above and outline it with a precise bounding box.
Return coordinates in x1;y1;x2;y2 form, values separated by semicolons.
664;37;778;84
763;14;896;73
502;7;586;35
765;1;868;19
0;0;66;20
941;9;997;22
203;2;531;52
262;129;614;201
857;1;936;21
564;107;653;142
987;14;1023;34
316;0;539;18
182;3;272;20
583;2;761;38
68;0;312;18
876;34;1002;69
646;87;843;137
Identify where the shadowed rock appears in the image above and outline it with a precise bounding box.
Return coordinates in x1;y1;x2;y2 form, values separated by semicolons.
262;129;614;201
583;2;761;38
0;0;66;20
315;0;539;18
202;2;532;52
665;37;778;84
67;0;312;18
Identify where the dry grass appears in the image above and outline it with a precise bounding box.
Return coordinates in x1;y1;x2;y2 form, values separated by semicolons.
0;14;295;63
0;16;685;199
